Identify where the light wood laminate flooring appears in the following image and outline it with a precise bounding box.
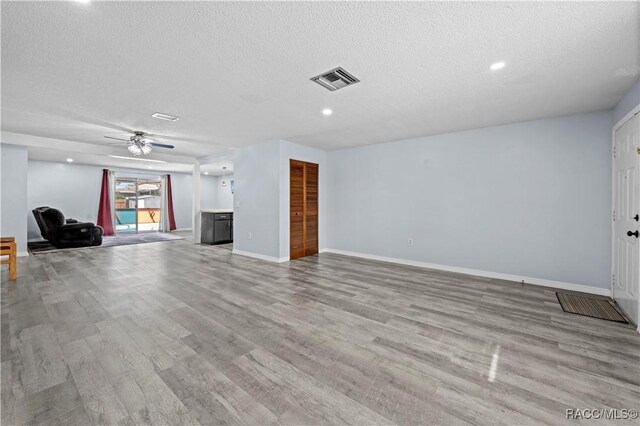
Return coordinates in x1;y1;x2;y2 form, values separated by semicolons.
2;240;639;425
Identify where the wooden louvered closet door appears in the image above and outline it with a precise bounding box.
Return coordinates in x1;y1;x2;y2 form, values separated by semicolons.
290;159;319;260
290;160;305;260
304;162;319;256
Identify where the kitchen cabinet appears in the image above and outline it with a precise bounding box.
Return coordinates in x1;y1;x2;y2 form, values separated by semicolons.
201;211;233;245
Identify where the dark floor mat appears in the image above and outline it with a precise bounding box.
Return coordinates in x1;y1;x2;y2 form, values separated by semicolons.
556;292;628;323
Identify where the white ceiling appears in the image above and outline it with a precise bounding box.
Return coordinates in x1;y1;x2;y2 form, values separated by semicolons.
2;0;638;166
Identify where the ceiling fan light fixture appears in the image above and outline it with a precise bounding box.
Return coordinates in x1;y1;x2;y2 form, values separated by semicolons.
105;131;174;156
128;144;142;156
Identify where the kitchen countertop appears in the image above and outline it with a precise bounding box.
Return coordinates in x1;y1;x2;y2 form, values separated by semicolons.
200;209;233;213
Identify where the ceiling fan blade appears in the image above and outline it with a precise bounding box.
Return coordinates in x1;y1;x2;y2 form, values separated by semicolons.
144;133;205;144
149;142;174;149
104;136;130;142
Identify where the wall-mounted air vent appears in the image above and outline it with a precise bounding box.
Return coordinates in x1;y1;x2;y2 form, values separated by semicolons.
311;67;360;91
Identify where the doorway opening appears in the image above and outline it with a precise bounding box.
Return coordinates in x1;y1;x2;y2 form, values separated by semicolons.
115;178;162;233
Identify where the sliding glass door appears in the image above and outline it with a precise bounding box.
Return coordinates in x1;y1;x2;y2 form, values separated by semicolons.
115;179;137;233
137;179;161;232
115;178;162;233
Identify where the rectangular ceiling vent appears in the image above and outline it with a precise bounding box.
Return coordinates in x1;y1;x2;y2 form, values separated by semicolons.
311;67;360;91
151;112;180;122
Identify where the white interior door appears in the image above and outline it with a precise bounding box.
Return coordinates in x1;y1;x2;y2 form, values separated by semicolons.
613;112;639;325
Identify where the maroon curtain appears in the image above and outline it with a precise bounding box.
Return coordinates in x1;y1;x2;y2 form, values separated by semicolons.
166;175;177;231
97;169;114;235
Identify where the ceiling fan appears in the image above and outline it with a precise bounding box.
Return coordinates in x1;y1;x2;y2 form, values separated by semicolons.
104;131;175;156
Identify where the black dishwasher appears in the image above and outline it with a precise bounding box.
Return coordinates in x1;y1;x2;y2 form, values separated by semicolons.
201;212;233;244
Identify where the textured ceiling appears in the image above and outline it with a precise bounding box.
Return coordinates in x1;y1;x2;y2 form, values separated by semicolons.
2;1;638;163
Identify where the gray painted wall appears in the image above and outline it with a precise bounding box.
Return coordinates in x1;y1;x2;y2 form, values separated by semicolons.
200;175;217;210
326;111;613;289
215;174;234;211
233;140;281;258
201;174;234;211
613;78;640;124
1;144;28;253
166;172;194;230
27;160;194;239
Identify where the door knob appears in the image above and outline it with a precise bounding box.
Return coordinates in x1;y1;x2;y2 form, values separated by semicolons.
634;214;639;222
627;230;639;238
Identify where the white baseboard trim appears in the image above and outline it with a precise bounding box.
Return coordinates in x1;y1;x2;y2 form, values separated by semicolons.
232;249;289;263
322;249;611;297
318;248;328;254
174;228;193;232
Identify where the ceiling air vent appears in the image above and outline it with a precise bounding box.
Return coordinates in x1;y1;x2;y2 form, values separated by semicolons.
311;67;360;91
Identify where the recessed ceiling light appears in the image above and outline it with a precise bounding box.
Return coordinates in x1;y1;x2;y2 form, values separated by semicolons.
107;155;167;163
75;0;91;3
148;166;153;169
490;61;506;71
204;171;209;175
66;158;74;163
322;108;333;116
152;112;180;122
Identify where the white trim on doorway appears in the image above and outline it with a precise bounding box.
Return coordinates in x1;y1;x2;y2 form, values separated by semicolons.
610;103;640;326
611;103;640;295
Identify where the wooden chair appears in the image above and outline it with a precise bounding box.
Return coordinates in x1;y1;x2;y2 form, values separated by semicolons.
0;237;17;281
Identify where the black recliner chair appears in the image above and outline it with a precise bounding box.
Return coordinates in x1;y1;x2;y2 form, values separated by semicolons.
32;206;103;248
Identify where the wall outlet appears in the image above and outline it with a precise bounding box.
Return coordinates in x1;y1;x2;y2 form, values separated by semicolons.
408;238;414;246
248;232;252;240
